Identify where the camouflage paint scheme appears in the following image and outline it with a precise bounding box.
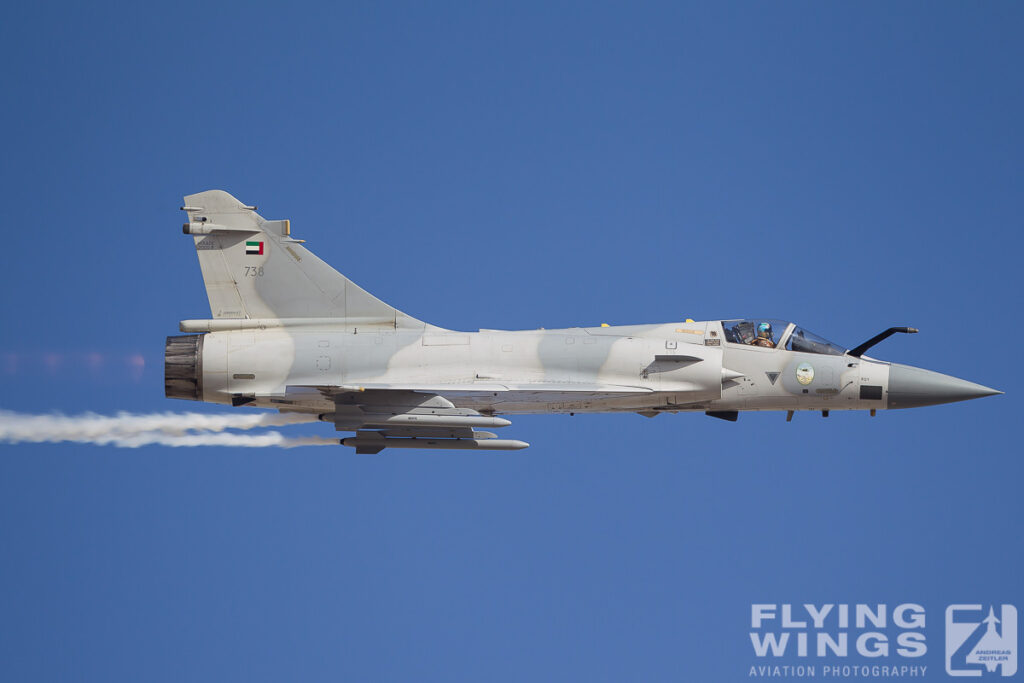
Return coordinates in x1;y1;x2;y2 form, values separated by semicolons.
165;191;1000;452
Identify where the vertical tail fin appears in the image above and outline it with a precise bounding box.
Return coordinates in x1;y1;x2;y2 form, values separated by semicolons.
182;190;424;328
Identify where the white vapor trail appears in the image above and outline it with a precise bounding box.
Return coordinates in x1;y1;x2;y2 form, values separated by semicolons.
0;410;336;449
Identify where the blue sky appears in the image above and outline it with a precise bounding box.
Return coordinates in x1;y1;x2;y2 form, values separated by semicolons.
0;2;1021;680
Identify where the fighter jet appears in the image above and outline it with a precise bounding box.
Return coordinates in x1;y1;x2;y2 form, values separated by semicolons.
165;190;1001;453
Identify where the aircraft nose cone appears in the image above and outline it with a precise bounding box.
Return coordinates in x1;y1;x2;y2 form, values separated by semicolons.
887;363;1002;409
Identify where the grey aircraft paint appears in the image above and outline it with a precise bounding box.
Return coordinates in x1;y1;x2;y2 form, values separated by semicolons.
165;191;1002;453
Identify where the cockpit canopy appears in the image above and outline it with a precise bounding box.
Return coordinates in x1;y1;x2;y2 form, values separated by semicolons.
721;319;846;356
722;319;788;347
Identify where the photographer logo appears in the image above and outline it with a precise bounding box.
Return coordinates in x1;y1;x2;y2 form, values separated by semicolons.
946;605;1017;677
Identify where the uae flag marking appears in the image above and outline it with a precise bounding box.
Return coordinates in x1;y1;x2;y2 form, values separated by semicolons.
245;241;264;255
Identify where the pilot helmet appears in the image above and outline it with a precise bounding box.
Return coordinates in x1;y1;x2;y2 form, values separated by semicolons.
757;322;773;340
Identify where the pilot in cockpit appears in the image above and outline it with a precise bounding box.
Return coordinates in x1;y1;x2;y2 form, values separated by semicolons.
750;322;776;348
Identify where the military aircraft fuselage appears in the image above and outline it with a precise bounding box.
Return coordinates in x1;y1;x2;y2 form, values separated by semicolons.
170;317;994;419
